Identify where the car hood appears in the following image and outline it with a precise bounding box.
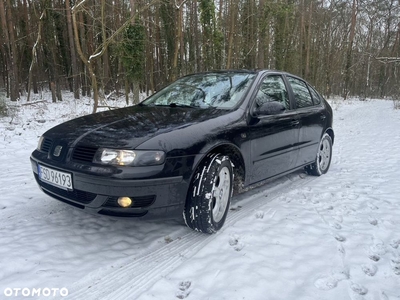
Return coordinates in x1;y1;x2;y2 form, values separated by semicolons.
43;105;230;149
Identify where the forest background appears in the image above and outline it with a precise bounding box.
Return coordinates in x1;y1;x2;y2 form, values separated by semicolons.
0;0;399;112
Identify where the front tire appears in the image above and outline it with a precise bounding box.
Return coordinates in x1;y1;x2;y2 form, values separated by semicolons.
305;133;333;176
184;153;233;233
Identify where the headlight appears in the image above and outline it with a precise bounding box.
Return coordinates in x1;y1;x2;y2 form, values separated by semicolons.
100;149;136;165
94;149;165;166
37;136;44;151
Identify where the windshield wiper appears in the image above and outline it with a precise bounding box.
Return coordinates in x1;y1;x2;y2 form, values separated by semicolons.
168;103;195;108
143;103;196;108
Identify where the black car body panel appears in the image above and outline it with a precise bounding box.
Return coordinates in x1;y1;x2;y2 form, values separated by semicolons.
31;70;334;220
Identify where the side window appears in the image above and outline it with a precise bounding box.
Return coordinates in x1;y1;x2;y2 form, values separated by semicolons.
309;85;321;105
287;77;313;109
255;75;290;110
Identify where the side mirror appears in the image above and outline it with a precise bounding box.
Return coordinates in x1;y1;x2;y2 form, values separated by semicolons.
255;101;286;116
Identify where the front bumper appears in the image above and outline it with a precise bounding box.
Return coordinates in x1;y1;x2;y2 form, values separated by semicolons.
30;157;189;219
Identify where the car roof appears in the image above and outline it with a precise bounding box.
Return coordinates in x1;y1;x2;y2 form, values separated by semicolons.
182;69;297;77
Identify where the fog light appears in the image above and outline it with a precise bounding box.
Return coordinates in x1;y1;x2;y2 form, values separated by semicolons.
117;197;132;208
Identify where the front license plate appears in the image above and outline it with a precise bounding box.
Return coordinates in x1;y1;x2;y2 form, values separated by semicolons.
38;164;73;190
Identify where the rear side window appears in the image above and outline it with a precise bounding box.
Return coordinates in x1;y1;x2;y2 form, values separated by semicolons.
309;86;321;105
287;77;313;109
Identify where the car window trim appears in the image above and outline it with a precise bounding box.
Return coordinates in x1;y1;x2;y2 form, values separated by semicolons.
248;72;293;118
307;84;324;106
284;74;324;110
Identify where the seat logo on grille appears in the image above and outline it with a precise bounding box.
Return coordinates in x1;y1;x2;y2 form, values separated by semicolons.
53;145;63;157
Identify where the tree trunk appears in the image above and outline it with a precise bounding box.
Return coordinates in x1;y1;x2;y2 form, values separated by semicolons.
0;0;10;98
194;0;201;72
78;11;89;97
130;0;139;104
101;0;111;95
155;4;164;90
257;0;266;69
146;6;155;94
125;76;130;105
1;0;19;101
72;3;99;112
66;0;80;99
172;5;182;81
27;10;45;102
343;0;357;99
305;1;312;79
226;0;237;69
23;0;38;95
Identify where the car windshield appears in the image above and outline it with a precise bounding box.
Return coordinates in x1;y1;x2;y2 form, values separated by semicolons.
141;73;255;109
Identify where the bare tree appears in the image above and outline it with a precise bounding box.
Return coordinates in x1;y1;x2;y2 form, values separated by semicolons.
226;0;237;69
1;0;400;105
0;0;19;101
66;0;80;99
27;10;45;102
343;0;358;99
172;0;188;81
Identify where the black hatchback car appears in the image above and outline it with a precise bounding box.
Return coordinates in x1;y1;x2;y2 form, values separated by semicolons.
31;70;334;233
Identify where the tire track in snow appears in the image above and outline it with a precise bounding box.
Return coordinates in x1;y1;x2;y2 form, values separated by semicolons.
61;173;316;300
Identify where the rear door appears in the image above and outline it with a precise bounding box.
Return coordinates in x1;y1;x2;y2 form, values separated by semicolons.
247;74;300;184
285;76;326;167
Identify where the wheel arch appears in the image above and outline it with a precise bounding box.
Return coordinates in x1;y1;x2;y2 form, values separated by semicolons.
191;143;246;195
324;127;335;145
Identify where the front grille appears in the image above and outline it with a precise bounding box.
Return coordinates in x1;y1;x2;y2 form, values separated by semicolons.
34;173;96;204
41;138;53;153
104;195;156;208
72;145;98;162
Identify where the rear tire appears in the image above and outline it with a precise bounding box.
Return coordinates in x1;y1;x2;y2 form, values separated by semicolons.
184;153;233;233
305;133;332;176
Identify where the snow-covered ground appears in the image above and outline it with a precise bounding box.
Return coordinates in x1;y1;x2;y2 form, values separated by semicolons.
0;93;399;300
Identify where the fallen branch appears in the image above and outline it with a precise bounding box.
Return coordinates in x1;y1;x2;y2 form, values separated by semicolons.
21;100;47;106
374;56;400;63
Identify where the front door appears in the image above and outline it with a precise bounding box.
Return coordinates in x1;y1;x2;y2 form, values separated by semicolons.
248;75;300;184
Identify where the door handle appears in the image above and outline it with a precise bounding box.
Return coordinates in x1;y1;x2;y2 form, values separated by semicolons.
291;120;300;126
320;115;326;120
